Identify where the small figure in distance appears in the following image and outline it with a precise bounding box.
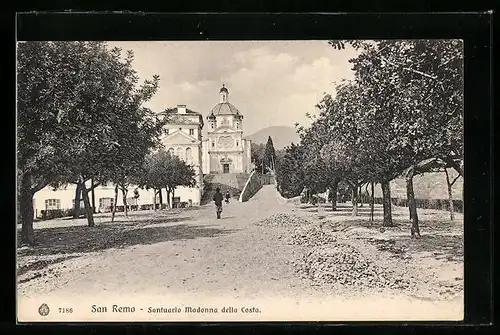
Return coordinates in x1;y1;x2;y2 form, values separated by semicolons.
225;190;231;204
213;187;223;219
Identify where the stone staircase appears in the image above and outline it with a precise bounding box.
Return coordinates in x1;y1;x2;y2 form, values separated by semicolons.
201;173;250;205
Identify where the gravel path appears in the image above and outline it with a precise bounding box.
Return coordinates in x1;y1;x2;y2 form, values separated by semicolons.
17;185;463;321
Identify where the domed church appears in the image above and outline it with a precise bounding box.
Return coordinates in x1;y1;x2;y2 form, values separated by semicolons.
202;84;252;174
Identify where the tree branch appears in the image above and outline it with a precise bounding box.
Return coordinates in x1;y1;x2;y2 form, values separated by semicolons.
450;173;461;187
379;55;440;81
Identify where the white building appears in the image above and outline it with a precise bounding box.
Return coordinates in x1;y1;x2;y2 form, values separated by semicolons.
202;85;252;174
158;104;204;207
33;181;157;218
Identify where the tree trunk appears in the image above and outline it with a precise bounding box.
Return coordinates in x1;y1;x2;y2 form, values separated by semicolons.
166;188;171;209
91;178;96;214
444;156;464;177
370;182;375;222
444;168;455;221
111;184;118;223
351;183;358;216
330;178;340;211
153;188;157;211
172;188;176;208
122;186;128;217
158;188;163;210
73;181;82;219
381;180;393;226
406;166;420;238
80;183;95;227
19;173;35;245
358;185;363;207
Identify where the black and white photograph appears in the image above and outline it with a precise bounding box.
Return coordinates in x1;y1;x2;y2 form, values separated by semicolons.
17;38;464;321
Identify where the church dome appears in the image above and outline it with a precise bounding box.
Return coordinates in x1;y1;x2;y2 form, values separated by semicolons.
210;102;240;115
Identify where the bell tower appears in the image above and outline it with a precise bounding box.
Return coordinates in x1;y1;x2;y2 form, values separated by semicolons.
219;84;229;103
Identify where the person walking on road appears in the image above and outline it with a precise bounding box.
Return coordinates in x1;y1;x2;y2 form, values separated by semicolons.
213;187;223;219
225;190;231;204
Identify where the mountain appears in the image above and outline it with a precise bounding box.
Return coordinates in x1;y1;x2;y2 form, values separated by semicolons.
245;126;300;149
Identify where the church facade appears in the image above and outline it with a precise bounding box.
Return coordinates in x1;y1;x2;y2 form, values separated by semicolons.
202;85;252;174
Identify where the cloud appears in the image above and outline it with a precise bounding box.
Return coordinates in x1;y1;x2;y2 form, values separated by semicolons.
108;41;359;134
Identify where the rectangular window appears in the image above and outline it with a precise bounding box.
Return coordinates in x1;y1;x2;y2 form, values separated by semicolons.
189;129;194;136
99;197;114;208
212;142;215;148
45;199;61;210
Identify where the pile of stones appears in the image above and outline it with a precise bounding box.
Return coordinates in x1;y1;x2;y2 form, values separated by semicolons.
294;243;412;290
284;224;337;247
254;213;312;228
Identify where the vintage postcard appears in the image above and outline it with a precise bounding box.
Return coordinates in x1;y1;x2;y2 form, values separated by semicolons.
16;39;464;322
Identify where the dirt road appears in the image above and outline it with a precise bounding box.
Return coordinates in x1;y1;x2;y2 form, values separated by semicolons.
17;185;463;321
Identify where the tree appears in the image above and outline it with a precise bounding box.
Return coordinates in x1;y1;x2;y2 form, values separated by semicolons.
109;107;167;219
17;41;163;242
326;39;463;234
52;43;163;227
136;150;197;208
264;136;277;172
17;41;87;244
275;143;304;198
251;142;266;173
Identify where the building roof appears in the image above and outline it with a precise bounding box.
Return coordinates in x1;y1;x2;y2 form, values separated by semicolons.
161;107;202;116
210;102;241;116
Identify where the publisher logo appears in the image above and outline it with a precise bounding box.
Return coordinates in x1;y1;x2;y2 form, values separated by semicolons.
38;303;50;316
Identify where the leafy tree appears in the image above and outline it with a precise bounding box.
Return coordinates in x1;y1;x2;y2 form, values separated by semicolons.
264;136;277;171
136;150;196;209
17;41;163;243
251;142;266;173
275;143;304;198
50;42;163;227
353;39;462;235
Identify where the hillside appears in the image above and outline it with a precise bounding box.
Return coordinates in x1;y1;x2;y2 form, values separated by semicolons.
245;126;300;149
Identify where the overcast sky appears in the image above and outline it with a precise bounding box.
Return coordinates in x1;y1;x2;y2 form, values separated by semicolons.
108;41;359;135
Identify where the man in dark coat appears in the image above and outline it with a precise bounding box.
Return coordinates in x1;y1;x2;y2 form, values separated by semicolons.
213;187;223;219
225;191;231;203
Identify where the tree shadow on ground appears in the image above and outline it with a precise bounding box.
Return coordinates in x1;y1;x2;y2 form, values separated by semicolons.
17;254;82;278
17;222;236;259
101;215;195;226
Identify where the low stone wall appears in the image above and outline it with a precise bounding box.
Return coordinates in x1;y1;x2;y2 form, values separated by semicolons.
239;171;263;202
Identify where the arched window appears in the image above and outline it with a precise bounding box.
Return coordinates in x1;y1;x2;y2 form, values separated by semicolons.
185;147;192;164
176;147;183;160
